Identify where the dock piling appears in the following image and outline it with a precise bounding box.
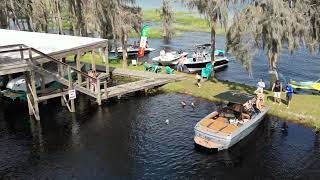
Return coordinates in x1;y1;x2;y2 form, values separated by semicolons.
67;66;75;112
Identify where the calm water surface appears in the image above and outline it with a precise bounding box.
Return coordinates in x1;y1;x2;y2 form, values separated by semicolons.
0;93;319;179
138;32;320;87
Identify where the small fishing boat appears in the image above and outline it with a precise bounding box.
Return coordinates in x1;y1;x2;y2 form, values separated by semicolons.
152;51;188;66
5;74;56;92
1;74;60;100
110;45;156;57
184;50;229;73
194;91;269;151
290;79;320;93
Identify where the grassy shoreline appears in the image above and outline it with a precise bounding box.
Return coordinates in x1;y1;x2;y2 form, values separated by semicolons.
73;55;320;131
160;73;320;132
129;10;225;39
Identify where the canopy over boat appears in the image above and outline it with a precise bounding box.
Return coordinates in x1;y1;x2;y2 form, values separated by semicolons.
214;91;255;104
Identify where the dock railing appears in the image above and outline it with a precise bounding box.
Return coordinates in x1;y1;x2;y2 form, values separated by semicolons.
0;44;109;119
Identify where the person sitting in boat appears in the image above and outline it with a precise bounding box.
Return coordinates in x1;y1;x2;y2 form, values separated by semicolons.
160;49;166;57
196;51;202;61
159;49;166;61
255;88;265;111
229;103;251;123
192;52;197;62
202;47;207;58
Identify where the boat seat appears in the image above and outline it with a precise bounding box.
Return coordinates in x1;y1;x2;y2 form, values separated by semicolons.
220;124;238;134
208;121;228;132
215;117;228;123
200;118;214;127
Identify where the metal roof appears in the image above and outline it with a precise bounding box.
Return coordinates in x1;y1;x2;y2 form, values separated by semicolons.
0;29;107;60
0;29;108;75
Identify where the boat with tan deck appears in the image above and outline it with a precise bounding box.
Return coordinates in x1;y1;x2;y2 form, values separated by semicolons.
194;91;270;151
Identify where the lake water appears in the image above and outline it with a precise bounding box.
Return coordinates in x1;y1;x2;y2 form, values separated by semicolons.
137;0;188;11
137;32;320;88
0;93;319;179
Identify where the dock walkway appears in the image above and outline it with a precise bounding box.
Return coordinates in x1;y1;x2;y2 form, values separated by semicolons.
0;41;184;121
104;69;184;99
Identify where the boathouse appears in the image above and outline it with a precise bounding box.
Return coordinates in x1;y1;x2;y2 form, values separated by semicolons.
0;29;182;121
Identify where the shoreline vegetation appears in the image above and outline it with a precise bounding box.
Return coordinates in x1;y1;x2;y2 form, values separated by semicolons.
71;55;320;132
129;10;225;39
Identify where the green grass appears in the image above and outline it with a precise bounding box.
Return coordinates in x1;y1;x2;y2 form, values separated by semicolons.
70;54;320;131
129;27;163;39
142;10;225;38
66;54;145;71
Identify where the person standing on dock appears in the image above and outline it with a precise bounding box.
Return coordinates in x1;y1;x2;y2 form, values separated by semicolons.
89;70;97;92
272;80;282;105
285;82;293;108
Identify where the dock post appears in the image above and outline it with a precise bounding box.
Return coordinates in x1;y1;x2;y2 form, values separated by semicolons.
30;69;40;121
8;74;13;81
25;72;33;116
101;46;109;75
91;50;96;72
40;63;47;105
68;66;76;112
26;49;40;121
104;80;107;96
144;88;148;96
76;52;82;84
59;58;66;106
28;49;40;121
96;78;102;106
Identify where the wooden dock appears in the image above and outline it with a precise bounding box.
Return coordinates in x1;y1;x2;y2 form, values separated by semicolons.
103;69;184;99
0;31;184;121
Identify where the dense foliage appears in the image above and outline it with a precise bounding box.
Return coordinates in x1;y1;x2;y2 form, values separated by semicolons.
159;0;174;40
226;0;320;71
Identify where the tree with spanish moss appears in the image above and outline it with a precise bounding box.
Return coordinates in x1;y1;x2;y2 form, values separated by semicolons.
226;0;308;82
159;0;174;41
183;0;237;63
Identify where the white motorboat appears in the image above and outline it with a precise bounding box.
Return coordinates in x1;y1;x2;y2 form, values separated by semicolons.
194;91;270;151
152;51;188;66
184;56;229;73
183;49;229;73
110;45;156;56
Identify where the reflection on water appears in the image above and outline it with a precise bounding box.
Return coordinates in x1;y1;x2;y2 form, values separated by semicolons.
0;93;319;179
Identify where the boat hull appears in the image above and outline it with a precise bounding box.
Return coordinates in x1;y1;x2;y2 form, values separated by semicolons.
152;52;188;66
185;58;229;73
194;107;269;151
111;48;155;56
152;57;180;66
